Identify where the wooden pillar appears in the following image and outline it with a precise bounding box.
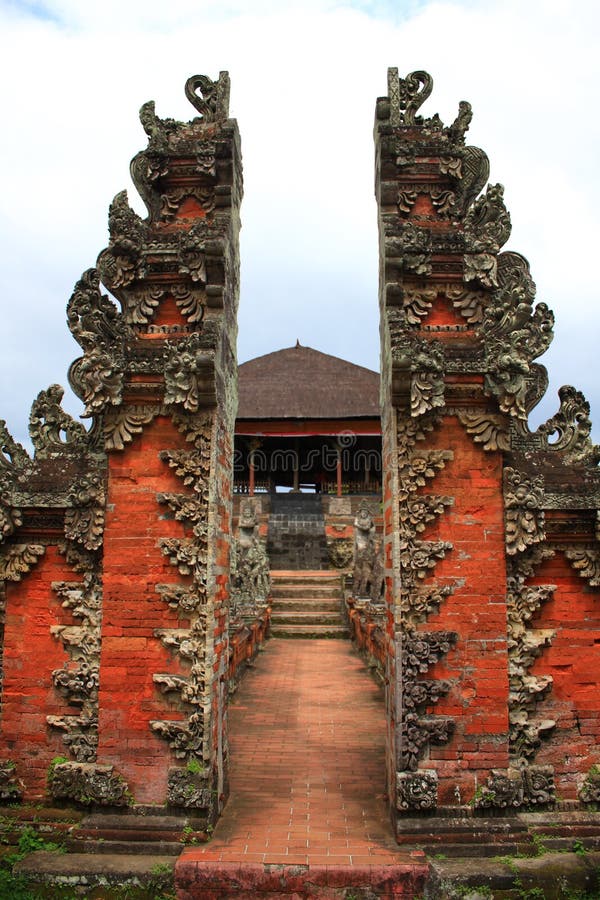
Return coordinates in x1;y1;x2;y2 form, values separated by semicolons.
336;447;342;498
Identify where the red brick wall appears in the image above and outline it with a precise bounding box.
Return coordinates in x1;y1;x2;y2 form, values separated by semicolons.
409;416;510;805
528;552;600;798
1;547;77;798
98;415;192;804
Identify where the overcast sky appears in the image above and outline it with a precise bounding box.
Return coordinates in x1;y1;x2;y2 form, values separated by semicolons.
1;0;599;447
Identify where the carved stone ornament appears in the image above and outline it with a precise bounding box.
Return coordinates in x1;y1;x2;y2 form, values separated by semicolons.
0;419;31;471
0;491;22;546
0;543;45;582
48;761;130;807
396;769;438;811
507;576;556;760
163;334;214;412
456;410;510;452
327;539;354;570
464;183;511;255
230;536;271;615
353;504;384;603
537;385;600;466
104;406;158;451
504;467;545;555
64;474;105;551
564;547;600;588
400;631;457;771
483;252;554;420
0;760;23;803
579;768;600;804
167;766;211;809
96;192;147;292
185;72;231;123
67;268;128;417
150;713;204;759
475;763;555;809
48;574;102;761
29;384;88;457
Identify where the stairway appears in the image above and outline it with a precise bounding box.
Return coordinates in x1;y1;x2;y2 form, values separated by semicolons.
269;571;348;638
267;493;329;570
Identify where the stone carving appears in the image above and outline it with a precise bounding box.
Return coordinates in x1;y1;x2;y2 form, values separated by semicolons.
464;183;511;254
0;492;22;546
507;577;556;760
399;583;453;625
400;288;437;326
463;251;498;288
327;539;353;569
456;410;509;452
29;384;88;456
0;760;23;802
564;548;600;588
386;68;433;126
352;504;384;604
504;468;545;555
388;222;432;276
97;191;146;291
399;539;452;580
156;583;204;614
579;768;600;804
48;761;130;806
230;500;270;620
397;449;453;501
167;765;211;809
475;764;555;809
184;72;231;122
400;495;453;537
160;447;211;493
150;713;204;758
163;334;213;411
0;420;31;471
445;287;485;325
64;474;105;551
104;406;158;451
483;252;554;419
48;574;102;761
452;146;490;216
396;769;438;812
0;544;45;582
67;268;128;416
400;631;456;771
537;386;600;465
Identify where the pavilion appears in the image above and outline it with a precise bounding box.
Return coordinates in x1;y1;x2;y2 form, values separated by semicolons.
234;342;382;496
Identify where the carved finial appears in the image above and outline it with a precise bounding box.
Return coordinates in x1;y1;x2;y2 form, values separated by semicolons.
387;68;433;126
185;72;230;122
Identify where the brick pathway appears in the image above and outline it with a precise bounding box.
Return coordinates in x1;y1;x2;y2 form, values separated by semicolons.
190;638;402;865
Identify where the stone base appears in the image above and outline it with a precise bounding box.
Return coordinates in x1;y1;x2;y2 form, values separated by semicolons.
175;855;429;898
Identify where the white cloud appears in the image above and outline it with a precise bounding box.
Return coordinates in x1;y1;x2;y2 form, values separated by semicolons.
0;0;599;447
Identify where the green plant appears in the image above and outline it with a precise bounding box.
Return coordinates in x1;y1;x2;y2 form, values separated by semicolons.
531;832;551;856
180;824;199;845
572;838;587;856
186;758;205;775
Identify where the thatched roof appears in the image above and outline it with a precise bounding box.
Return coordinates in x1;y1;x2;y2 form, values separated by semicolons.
237;344;380;420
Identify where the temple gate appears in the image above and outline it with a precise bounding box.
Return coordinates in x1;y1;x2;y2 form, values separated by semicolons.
0;73;242;823
372;68;600;830
0;65;597;858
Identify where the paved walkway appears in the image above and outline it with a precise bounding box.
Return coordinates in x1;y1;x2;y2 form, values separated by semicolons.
190;638;402;865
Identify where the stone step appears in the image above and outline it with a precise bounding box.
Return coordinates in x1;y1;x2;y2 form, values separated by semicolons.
270;584;341;598
16;850;176;892
67;837;185;855
270;611;343;625
270;624;349;639
271;597;341;611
